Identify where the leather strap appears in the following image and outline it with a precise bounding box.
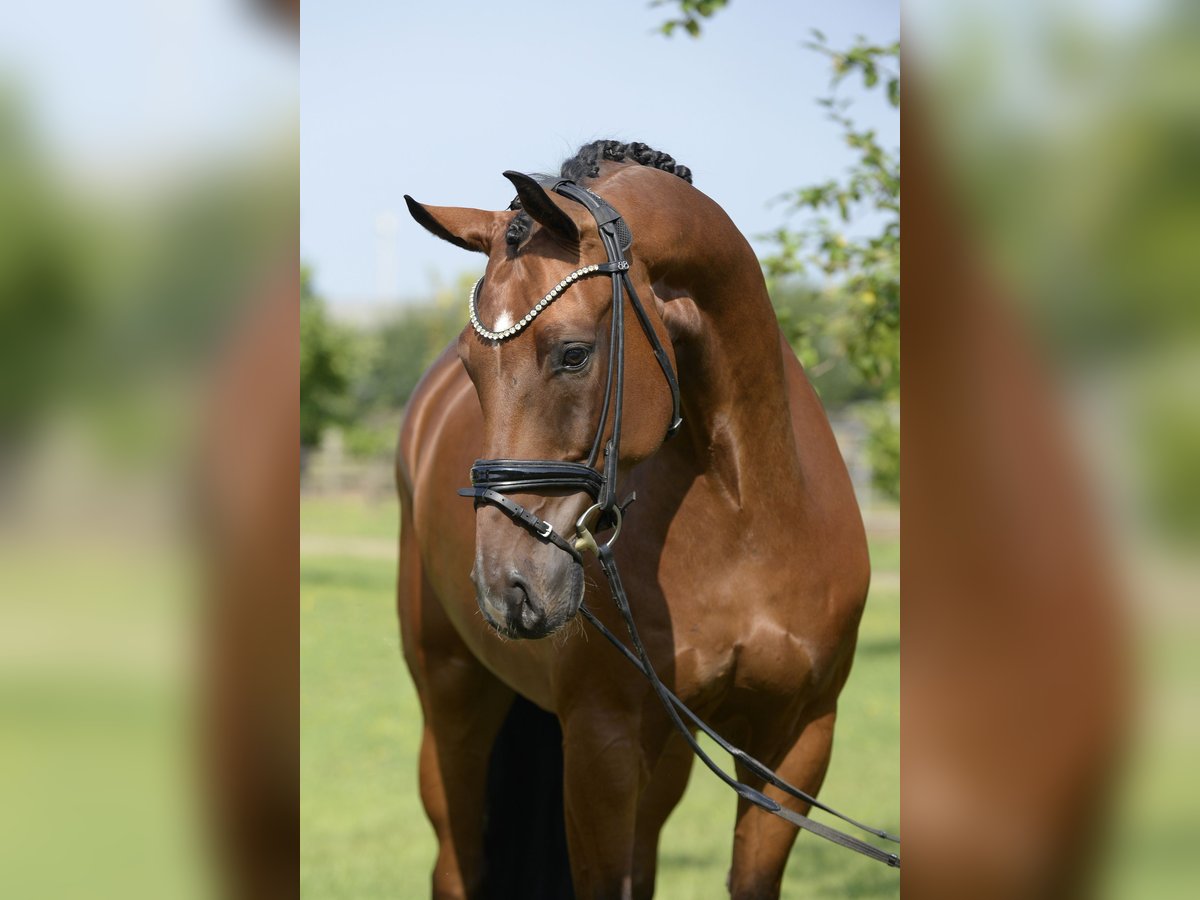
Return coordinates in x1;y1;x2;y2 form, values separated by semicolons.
458;486;582;563
620;270;683;437
468;459;605;500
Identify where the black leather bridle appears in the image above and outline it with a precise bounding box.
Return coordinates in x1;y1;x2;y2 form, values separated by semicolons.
459;176;899;868
458;177;681;562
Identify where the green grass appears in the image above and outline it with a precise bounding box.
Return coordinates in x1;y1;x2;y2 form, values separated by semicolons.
300;550;429;898
1100;611;1200;900
301;494;899;898
300;494;400;541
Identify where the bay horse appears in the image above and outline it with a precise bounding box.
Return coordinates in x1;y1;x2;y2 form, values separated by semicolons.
397;140;873;899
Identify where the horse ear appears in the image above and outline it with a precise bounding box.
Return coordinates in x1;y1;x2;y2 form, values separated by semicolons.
502;171;580;244
403;196;496;254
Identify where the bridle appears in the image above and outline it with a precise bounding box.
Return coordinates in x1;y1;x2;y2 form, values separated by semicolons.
458;176;900;868
458;176;681;562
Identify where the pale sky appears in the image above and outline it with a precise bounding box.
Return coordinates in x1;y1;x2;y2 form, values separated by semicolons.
0;0;296;182
301;1;899;308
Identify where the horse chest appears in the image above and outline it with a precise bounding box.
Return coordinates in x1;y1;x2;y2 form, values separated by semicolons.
629;538;824;705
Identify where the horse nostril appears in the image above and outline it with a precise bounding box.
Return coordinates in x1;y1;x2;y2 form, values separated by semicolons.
506;571;529;606
505;571;546;621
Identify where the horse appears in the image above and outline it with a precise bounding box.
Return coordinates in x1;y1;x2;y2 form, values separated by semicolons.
396;140;872;899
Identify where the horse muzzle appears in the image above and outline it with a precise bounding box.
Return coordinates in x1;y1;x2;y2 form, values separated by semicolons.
470;520;585;639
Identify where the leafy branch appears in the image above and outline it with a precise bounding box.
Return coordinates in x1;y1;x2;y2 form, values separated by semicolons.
653;0;729;38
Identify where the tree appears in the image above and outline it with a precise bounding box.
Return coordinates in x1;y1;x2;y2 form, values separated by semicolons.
299;266;349;451
654;0;730;37
764;32;900;499
348;274;471;416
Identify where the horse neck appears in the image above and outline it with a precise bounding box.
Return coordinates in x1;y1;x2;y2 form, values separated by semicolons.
590;165;803;508
649;205;803;508
672;274;801;507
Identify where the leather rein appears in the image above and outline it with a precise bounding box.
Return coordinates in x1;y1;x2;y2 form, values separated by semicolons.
458;177;899;868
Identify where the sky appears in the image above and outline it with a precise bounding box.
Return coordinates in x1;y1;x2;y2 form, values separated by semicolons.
301;0;899;310
0;0;296;183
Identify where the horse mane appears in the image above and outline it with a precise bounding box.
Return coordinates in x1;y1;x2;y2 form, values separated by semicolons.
505;140;693;247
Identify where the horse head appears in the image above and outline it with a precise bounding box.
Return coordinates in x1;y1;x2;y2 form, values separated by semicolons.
405;170;678;638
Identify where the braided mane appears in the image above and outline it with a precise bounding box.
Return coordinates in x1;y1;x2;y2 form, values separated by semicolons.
506;140;693;247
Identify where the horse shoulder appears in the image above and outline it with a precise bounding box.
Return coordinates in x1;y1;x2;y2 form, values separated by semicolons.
779;344;871;609
689;340;872;693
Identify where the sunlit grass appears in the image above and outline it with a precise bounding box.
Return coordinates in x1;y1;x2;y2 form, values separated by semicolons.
299;494;399;541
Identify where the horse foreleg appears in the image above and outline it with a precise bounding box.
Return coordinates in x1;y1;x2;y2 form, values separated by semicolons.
728;706;838;900
412;654;514;899
631;731;695;898
399;491;514;898
561;704;648;900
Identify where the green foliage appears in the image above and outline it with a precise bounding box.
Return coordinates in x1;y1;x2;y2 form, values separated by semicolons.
771;281;882;411
764;32;900;404
348;277;468;417
328;275;470;460
1;88;289;470
763;32;901;498
0;92;89;447
863;405;900;501
300;267;351;449
340;418;395;460
301;272;473;461
654;0;729;38
1137;361;1200;545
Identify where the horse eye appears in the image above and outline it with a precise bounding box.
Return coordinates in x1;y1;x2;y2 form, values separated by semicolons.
561;345;590;370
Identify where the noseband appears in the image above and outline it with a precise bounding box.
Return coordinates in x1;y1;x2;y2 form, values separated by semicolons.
457;177;682;562
456;176;899;868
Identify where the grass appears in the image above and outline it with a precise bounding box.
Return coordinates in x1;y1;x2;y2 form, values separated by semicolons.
300;494;399;540
1099;602;1200;900
300;493;899;898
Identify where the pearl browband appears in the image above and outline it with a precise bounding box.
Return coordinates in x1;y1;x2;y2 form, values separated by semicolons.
467;260;629;342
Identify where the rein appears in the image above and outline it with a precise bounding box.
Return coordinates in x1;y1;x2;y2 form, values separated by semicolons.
458;177;899;869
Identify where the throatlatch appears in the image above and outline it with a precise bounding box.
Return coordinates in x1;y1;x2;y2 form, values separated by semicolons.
458;176;899;869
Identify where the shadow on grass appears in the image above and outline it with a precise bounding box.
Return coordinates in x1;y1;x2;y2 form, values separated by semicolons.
659;847;721;869
789;834;901;898
854;636;900;658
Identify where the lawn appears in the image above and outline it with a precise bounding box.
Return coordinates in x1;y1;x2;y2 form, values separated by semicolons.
300;493;900;898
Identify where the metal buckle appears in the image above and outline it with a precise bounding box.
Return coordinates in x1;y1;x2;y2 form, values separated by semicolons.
572;503;623;556
536;520;553;539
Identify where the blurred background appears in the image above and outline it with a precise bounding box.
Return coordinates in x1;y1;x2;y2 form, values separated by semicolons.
903;0;1199;897
0;1;297;898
